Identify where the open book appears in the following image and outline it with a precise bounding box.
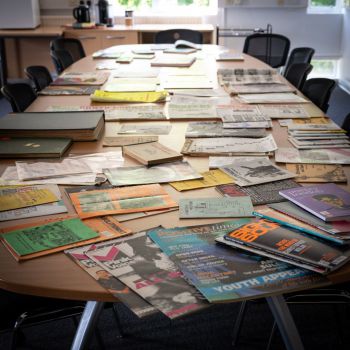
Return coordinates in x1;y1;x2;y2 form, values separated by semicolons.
174;39;201;49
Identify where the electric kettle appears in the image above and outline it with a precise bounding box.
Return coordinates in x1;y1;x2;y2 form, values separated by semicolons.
73;1;91;23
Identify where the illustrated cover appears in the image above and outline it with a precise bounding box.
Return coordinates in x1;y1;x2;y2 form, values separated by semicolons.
69;184;178;219
86;231;208;319
223;219;350;274
66;243;156;318
169;169;234;192
0;215;131;261
181;135;277;156
1;218;98;257
274;147;350;165
220;158;295;187
268;202;350;236
279;184;350;222
0;137;72;158
148;220;327;302
185;122;267;138
179;197;254;218
123;142;183;165
151;56;196;67
285;164;347;183
103;161;202;186
39;86;99;95
216;179;301;205
51;72;109;86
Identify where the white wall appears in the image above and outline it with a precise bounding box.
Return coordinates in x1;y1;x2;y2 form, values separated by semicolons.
220;7;343;59
340;8;350;89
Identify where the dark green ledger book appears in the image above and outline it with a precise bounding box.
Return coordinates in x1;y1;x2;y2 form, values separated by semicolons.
0;137;72;158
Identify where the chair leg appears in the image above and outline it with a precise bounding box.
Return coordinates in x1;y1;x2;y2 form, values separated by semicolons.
231;301;248;348
10;312;29;350
266;321;277;350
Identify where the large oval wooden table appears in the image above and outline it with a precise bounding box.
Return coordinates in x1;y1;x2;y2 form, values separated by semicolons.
0;45;349;350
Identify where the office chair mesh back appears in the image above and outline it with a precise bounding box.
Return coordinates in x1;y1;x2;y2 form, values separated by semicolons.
284;47;315;74
302;78;336;113
284;63;313;90
1;83;37;112
50;38;86;63
342;113;350;135
243;33;290;68
154;29;203;44
24;66;53;92
50;50;74;74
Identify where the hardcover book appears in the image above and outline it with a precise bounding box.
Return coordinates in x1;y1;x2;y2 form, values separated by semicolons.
0;111;104;141
222;219;350;274
216;179;301;205
123;142;183;165
279;184;350;222
0;137;72;158
86;231;208;319
148;220;327;302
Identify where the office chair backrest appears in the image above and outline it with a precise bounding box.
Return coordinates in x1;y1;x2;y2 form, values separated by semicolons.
24;66;53;92
342;113;350;135
243;33;290;68
284;63;313;90
154;29;203;44
50;49;74;74
50;37;86;63
1;83;37;112
284;47;315;74
302;78;336;113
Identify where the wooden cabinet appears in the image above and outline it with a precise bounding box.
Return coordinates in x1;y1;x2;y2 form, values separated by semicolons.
64;30;138;54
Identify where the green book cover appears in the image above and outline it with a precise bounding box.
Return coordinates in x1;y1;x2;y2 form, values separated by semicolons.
2;218;99;256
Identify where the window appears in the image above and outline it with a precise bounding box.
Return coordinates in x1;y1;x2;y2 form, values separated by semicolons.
308;0;343;12
109;0;218;15
309;59;339;79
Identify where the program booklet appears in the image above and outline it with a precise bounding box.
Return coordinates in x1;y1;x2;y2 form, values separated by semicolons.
279;184;350;222
216;179;301;205
148;220;327;302
275;147;350;165
185;122;267;138
221;219;350;274
86;231;208;319
179;197;254;218
220;158;295;187
39;86;99;95
51;72;109;86
285;164;347;183
181;134;277;156
123;142;183;165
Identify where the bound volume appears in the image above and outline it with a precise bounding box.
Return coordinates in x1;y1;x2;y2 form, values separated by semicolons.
0;111;105;141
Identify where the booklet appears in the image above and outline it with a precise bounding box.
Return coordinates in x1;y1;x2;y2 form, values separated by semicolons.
51;72;109;86
185;122;267;138
69;184;178;219
226;83;295;95
118;123;172;135
274;148;350;165
148;220;327;302
151;56;196;67
217;107;270;123
220;158;296;187
209;156;269;169
237;93;308;104
168;101;218;120
39;86;99;95
279;184;350;222
103;161;202;186
285;164;347;183
103;136;159;147
258;104;310;119
221;219;350;274
86;231;208;319
179;197;254;218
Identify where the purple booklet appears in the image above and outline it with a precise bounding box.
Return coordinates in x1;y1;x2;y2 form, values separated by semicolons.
279;184;350;222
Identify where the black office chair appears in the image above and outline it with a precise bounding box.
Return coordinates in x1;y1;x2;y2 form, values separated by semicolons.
154;29;203;44
50;37;86;63
284;47;315;75
284;63;313;90
1;83;37;112
24;66;53;92
50;49;75;74
302;78;336;113
243;33;290;68
341;113;350;135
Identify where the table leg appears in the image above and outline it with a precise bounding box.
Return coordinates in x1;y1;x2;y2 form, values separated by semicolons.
71;301;105;350
266;295;304;350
